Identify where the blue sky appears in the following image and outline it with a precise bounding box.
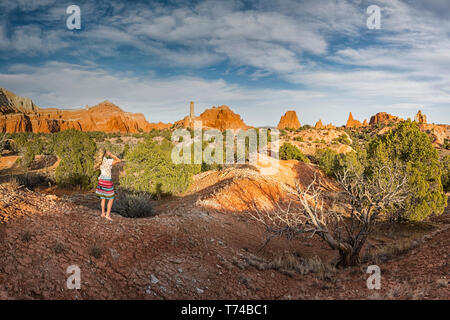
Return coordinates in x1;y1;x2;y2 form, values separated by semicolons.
0;0;449;126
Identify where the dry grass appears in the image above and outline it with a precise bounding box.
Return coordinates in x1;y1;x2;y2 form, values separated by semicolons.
240;251;335;280
363;220;439;264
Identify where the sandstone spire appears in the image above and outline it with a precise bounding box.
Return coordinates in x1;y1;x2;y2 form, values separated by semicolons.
315;119;324;129
345;112;362;128
190;101;195;118
414;110;427;124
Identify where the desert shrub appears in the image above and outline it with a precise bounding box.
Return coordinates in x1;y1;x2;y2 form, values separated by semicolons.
15;134;44;168
443;138;450;150
298;125;312;131
367;120;446;221
120;139;200;197
122;143;130;158
315;148;338;176
332;134;351;145
112;189;154;218
441;155;450;192
294;136;304;142
279;143;309;163
315;148;364;178
53;129;98;189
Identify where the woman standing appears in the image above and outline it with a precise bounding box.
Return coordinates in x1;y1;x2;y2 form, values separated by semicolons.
94;149;121;221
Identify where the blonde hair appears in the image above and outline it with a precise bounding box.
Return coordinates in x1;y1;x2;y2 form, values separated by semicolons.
94;148;107;170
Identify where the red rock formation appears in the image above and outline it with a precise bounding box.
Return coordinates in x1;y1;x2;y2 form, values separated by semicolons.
415;110;427;124
345;112;362;128
369;112;403;125
174;105;249;131
362;119;368;126
277;110;301;130
0;89;171;133
419;123;449;146
315;120;324;129
199;105;248;131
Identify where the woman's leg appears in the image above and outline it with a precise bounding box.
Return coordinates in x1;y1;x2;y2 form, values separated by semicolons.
101;198;106;217
105;198;114;220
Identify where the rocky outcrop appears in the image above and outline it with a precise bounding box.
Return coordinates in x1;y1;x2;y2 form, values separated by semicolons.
419;123;449;146
315;120;324;129
369;112;403;125
345;112;362;128
315;119;335;129
174;105;248;131
0;88;40;114
415;110;427;124
198;105;248;131
0;88;171;133
362;119;368;126
277;111;301;130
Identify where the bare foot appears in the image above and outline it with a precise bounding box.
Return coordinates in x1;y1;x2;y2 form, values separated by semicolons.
105;216;113;221
101;213;105;217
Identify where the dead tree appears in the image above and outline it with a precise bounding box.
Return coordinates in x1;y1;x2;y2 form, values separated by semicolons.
249;164;410;267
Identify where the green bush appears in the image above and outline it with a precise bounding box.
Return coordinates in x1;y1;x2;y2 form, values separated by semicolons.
279;143;309;163
332;134;351;145
315;148;364;177
294;136;304;142
315;148;338;176
54;129;98;189
112;190;154;218
367;120;446;221
15;134;44;168
441;155;450;192
443;138;450;150
120;139;200;197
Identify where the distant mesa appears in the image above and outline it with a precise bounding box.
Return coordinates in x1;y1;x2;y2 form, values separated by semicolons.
369;112;403;125
277;110;301;130
0;88;171;133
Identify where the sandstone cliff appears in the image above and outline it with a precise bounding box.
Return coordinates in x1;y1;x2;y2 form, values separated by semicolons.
0;89;171;133
277;110;301;130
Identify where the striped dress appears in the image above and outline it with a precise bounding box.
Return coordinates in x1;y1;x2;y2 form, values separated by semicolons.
96;157;115;200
